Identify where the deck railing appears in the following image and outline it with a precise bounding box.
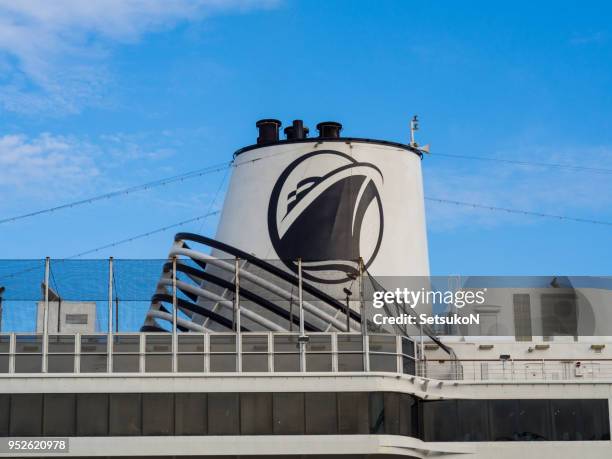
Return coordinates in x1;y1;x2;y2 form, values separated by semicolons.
0;332;416;375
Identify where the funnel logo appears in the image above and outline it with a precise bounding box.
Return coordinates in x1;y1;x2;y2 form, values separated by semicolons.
268;150;384;284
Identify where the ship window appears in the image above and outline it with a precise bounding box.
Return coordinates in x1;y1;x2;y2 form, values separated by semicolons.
43;394;75;436
399;394;418;437
76;394;108;436
208;393;239;435
519;399;551;440
0;355;8;373
337;392;369;434
10;394;42;436
240;393;273;435
457;399;489;441
175;393;207;435
143;393;174;435
273;393;305;434
15;335;42;353
552;399;578;440
579;399;610;441
109;394;142;436
421;400;458;442
383;392;400;435
489;399;519;441
0;394;9;436
305;392;337;434
369;392;384;434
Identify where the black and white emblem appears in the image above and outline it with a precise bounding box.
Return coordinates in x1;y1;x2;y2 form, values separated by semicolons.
268;150;384;284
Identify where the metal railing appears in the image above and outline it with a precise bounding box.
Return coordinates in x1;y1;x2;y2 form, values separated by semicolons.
419;358;612;382
0;332;416;375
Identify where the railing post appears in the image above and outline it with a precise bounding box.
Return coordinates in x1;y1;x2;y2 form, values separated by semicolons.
235;257;241;372
42;257;50;373
298;258;306;373
172;255;178;373
359;258;369;371
107;257;113;373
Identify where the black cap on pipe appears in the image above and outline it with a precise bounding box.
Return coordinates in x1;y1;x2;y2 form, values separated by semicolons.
316;121;343;138
284;120;308;140
256;119;282;144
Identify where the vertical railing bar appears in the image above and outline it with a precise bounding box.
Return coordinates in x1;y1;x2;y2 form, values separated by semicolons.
359;258;369;372
107;257;113;373
298;258;306;373
235;257;241;373
172;256;178;373
42;257;50;373
9;333;15;374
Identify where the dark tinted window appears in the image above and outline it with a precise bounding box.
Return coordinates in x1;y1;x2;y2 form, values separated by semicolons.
519;400;550;440
399;394;417;437
305;393;337;434
43;394;75;436
10;394;42;436
109;394;141;436
240;393;272;435
421;400;458;442
208;393;239;435
489;400;519;441
273;393;304;434
383;392;400;435
338;392;369;434
175;393;206;435
457;399;489;441
143;394;174;435
579;399;610;441
0;394;9;436
369;392;385;434
76;394;108;436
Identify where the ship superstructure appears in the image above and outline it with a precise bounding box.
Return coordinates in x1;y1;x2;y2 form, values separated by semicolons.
0;119;610;458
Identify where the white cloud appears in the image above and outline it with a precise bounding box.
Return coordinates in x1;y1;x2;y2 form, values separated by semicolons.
0;133;100;192
0;0;277;114
424;146;612;231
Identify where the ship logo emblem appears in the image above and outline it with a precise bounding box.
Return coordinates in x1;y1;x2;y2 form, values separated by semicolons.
268;150;384;284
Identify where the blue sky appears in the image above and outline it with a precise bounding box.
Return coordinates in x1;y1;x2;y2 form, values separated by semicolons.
0;0;610;275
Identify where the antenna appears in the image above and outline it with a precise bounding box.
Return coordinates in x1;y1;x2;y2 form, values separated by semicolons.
410;115;419;147
409;115;430;154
